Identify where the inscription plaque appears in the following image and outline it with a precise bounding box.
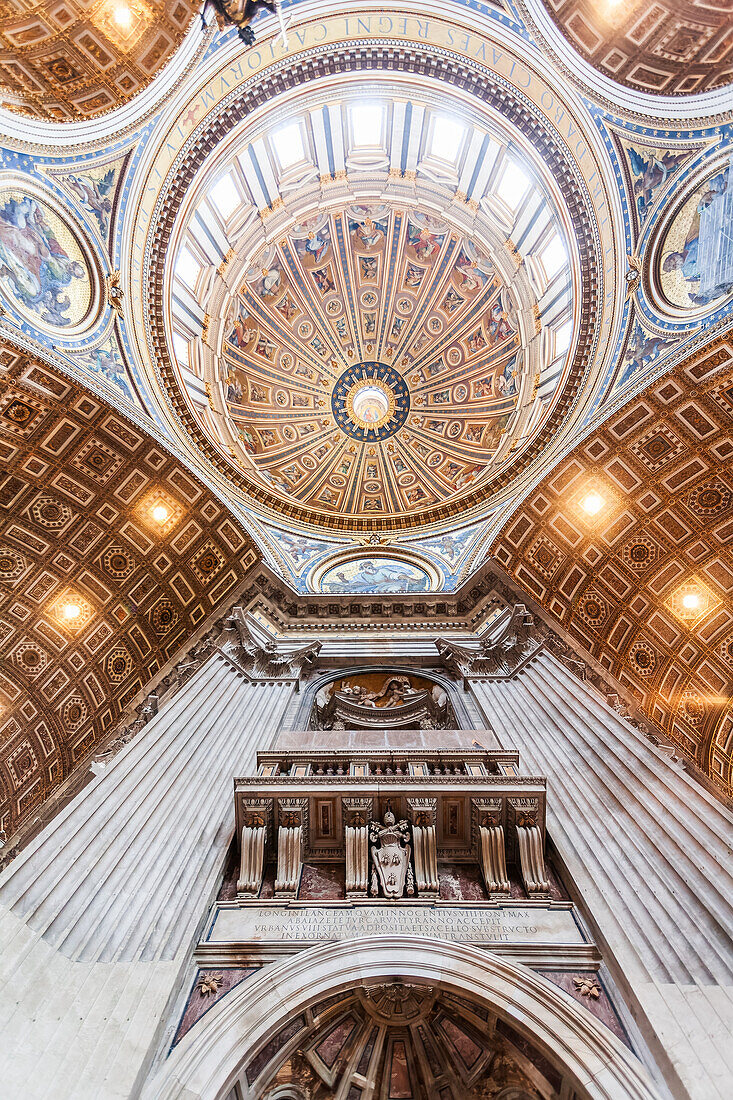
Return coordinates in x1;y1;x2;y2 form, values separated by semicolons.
210;903;583;946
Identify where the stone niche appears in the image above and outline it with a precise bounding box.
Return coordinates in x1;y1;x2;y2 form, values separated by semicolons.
232;745;552;904
312;673;456;730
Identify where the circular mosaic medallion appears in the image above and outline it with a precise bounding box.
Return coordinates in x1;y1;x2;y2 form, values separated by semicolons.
0;185;96;333
331;362;410;442
652;155;733;317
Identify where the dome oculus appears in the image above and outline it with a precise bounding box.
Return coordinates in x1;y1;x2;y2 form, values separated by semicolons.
333;363;410;442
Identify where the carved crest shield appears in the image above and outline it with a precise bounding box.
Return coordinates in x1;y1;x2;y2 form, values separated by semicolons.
369;807;413;898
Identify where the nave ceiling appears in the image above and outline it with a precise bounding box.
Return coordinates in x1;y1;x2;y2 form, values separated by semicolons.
0;0;204;121
0;0;731;840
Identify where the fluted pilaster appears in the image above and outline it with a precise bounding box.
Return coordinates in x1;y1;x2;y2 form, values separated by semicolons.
471;652;733;1100
0;654;293;1099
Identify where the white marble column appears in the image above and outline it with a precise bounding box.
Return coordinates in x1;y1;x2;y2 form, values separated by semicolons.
471;652;733;1100
0;653;293;1100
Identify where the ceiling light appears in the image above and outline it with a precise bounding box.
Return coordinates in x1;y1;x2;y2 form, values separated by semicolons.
682;592;700;610
62;602;81;620
581;491;604;515
113;3;133;28
152;504;169;523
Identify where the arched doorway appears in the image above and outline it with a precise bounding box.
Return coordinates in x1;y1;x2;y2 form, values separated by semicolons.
144;938;663;1100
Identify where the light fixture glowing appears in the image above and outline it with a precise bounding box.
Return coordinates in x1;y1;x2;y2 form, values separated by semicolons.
113;3;133;28
152;504;169;523
62;602;81;621
682;592;700;610
581;491;604;516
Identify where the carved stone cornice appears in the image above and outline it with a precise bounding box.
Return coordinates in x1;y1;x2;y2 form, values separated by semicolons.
436;604;541;678
221;606;321;679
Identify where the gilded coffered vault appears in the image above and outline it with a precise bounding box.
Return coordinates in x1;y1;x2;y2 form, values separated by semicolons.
0;348;257;839
0;0;203;120
493;334;733;793
535;0;733;98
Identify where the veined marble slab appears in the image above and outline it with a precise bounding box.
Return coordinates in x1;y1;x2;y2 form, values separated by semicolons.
208;903;584;946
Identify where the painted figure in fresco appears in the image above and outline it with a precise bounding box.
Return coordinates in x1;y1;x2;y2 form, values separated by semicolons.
307;230;330;263
404;263;424;290
455;250;487;292
487;290;516;344
238;426;257;454
473;376;492;399
408;224;441;261
276;295;298;322
276;531;324;564
228;304;256;348
662;160;733;306
353;217;384;250
0;194;85;326
253;266;281;299
63;168;116;237
313;267;335;294
324;558;429;594
225;373;244;403
466;329;486;354
455;464;482;488
425;533;465;562
360;256;378;280
442;286;464;313
497;355;519;398
79;345;133;401
626;147;688;222
621;325;670;385
407;213;445;261
255;334;276;360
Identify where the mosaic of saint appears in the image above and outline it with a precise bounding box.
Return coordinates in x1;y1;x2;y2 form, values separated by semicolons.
620;141;690;226
658;154;733;311
220;204;526;519
320;556;430;594
0;189;92;329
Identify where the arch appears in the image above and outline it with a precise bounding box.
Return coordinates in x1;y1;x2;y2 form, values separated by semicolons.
143;937;663;1100
290;664;476;730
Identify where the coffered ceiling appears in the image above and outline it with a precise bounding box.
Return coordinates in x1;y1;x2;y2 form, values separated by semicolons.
0;0;201;119
536;0;733;96
493;333;733;793
0;346;257;840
